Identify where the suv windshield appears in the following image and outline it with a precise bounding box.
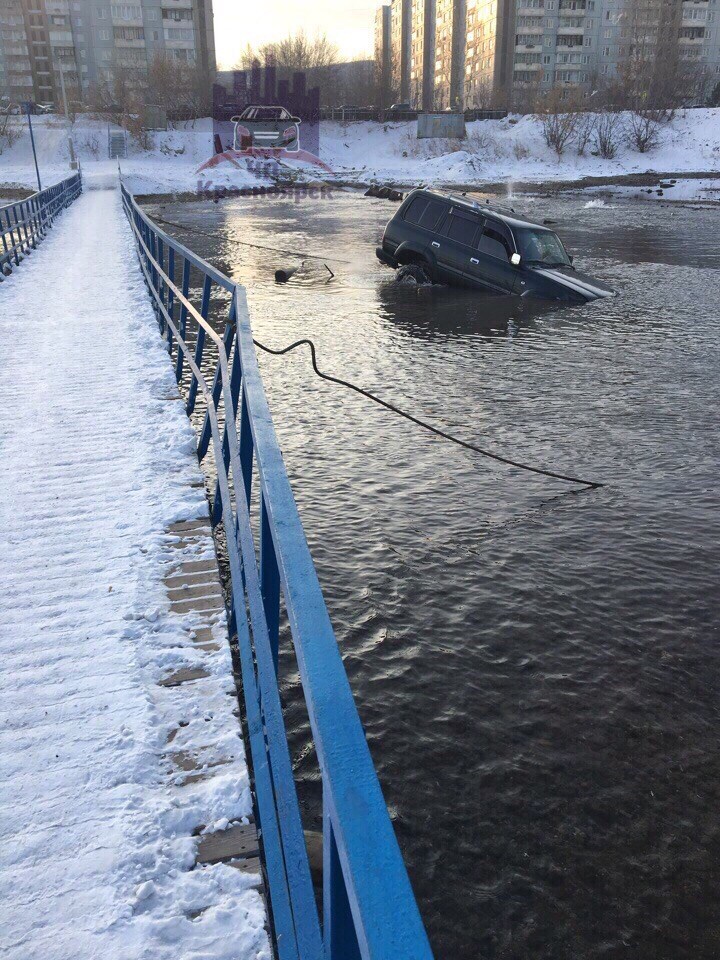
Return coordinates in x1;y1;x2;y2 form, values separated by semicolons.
517;228;571;267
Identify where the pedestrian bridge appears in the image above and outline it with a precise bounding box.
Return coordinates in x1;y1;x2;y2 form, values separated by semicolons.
0;175;433;960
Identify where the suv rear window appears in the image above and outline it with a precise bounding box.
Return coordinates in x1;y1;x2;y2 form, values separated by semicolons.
404;196;427;225
403;196;448;230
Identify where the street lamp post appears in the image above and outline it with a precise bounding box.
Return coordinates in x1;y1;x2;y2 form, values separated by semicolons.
24;102;42;192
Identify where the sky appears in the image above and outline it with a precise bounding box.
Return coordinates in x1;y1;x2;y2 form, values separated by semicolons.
212;0;379;69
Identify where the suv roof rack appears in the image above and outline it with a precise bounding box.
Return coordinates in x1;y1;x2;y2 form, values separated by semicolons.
423;187;519;219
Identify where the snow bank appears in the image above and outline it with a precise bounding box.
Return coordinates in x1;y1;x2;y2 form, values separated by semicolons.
0;116;264;195
1;108;719;196
320;108;720;185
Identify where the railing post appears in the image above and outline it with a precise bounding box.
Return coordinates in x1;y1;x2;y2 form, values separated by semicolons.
186;274;211;416
212;330;242;526
238;387;254;508
198;321;234;461
157;235;165;335
167;246;175;354
323;796;362;960
12;205;27;258
260;493;281;673
175;258;191;383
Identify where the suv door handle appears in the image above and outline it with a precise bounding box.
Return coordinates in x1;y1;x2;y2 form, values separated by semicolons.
470;257;479;264
431;241;440;248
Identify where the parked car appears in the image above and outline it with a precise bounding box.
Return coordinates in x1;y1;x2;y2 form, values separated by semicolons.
0;97;21;115
388;102;412;113
35;102;55;115
376;189;615;302
231;105;301;152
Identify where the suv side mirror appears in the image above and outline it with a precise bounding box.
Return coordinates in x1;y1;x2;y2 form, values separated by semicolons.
511;253;521;266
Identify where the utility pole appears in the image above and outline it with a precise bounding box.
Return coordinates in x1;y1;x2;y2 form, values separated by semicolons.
25;103;42;192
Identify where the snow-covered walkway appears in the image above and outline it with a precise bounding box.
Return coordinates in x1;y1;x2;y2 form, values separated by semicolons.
0;188;269;959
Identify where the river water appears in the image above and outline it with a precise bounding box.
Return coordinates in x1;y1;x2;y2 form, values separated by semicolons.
147;189;720;960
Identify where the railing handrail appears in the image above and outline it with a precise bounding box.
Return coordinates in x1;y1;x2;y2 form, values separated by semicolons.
0;172;82;276
0;171;81;214
120;180;434;960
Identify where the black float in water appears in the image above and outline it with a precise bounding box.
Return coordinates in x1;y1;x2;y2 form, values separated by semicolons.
275;265;300;284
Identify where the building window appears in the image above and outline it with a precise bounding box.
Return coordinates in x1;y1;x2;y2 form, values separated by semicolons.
97;7;107;19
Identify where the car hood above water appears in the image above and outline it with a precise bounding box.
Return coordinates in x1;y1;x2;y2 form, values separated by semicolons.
530;264;615;300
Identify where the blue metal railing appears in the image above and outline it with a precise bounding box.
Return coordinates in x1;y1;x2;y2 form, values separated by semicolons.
120;181;434;960
0;172;82;277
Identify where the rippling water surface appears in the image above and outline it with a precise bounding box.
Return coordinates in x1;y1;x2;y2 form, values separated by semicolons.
148;190;720;960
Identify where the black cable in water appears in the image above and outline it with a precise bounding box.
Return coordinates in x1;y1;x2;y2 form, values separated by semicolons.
253;338;604;491
152;214;351;265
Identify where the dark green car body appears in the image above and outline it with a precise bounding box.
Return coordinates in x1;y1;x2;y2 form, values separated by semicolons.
376;189;614;302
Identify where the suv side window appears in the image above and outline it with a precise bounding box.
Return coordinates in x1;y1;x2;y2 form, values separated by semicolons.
477;220;514;261
444;209;483;247
403;196;428;225
419;199;448;230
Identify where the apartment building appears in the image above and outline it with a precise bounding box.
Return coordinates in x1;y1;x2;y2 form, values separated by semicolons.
0;0;37;104
378;0;720;110
390;0;412;100
0;0;215;107
509;0;718;99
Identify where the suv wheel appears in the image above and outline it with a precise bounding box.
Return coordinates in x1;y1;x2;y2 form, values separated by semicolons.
396;262;432;285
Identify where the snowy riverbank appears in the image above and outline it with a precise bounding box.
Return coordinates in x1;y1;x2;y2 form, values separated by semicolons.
0;109;718;198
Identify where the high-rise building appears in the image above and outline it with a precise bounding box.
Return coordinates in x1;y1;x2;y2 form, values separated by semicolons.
0;0;37;105
375;2;392;105
509;0;717;102
0;0;216;107
390;0;412;101
377;0;720;112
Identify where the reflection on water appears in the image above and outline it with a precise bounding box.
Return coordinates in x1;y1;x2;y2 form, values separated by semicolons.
148;191;720;960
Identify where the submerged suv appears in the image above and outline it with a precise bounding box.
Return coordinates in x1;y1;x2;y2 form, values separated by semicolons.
376;189;614;302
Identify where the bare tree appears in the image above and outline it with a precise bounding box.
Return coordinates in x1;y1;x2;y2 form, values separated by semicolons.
575;112;596;156
146;56;211;120
0;111;21;154
537;90;578;157
625;109;661;152
235;30;341;106
594;113;624;159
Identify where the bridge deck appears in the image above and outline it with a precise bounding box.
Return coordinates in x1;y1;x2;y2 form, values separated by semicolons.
0;189;270;959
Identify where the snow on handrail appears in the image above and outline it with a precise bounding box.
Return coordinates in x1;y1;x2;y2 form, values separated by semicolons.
119;181;434;960
0;172;82;277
